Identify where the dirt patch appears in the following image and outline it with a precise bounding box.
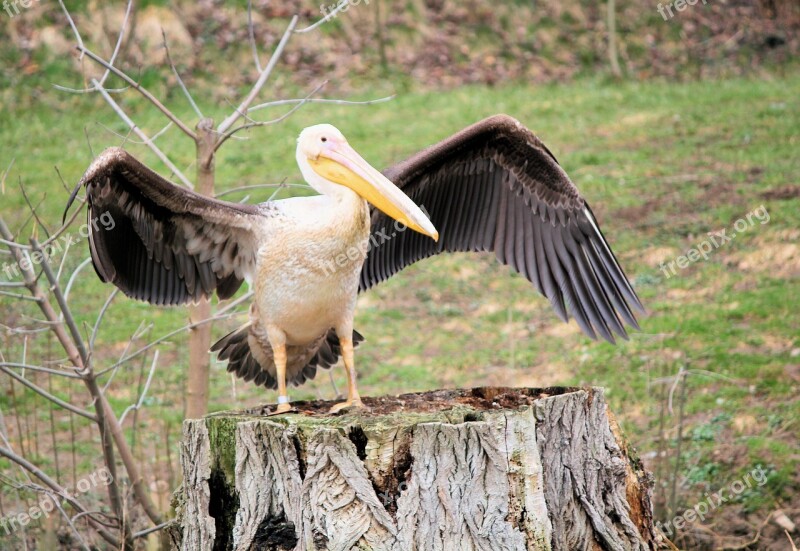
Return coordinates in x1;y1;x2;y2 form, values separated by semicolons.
760;184;800;201
727;241;800;279
639;246;681;270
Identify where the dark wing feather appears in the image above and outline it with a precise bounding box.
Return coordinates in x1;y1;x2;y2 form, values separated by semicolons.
76;147;270;305
362;114;644;343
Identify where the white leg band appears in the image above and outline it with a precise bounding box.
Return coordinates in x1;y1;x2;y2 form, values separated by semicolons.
277;395;290;405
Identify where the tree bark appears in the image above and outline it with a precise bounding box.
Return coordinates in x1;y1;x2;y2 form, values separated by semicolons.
170;387;657;551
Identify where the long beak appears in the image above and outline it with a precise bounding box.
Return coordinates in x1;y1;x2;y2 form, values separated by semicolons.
308;142;439;241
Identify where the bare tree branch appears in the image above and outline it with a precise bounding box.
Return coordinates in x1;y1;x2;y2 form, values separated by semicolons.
32;240;90;365
90;289;119;353
295;0;350;33
162;30;204;120
249;93;395;113
74;47;198;140
53;83;129;95
214;181;313;199
119;351;159;425
0;367;96;421
103;311;240;374
247;0;262;72
214;80;326;153
0;446;120;547
133;520;172;539
217;15;299;135
1;157;14;194
91;79;194;189
0;362;82;379
62;256;93;303
96;121;173;145
56;0;134;95
17;179;50;239
0;290;42;302
11;238;164;528
57;0;84;56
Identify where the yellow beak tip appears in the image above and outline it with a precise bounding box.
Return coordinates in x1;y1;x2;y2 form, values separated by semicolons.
432;231;440;242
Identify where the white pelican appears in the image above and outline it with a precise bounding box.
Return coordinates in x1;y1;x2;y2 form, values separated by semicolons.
71;115;644;413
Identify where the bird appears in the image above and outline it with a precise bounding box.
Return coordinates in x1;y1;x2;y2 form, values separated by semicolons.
69;114;644;414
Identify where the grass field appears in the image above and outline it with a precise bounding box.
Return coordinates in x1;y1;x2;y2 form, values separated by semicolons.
1;70;798;548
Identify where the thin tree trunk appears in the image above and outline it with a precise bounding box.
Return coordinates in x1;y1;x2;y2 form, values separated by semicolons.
171;387;658;550
186;118;216;419
607;0;623;78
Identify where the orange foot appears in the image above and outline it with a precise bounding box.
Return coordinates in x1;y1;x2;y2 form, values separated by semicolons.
329;398;366;414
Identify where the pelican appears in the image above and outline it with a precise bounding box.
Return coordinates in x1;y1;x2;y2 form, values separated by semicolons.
71;115;644;413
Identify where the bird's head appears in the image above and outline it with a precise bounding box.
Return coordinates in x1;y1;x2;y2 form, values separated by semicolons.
296;124;438;241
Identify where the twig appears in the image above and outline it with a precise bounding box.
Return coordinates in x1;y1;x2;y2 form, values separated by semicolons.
667;365;685;416
0;290;42;302
83;126;95;159
295;0;350;33
33;240;90;365
214;182;311;199
162;29;203;120
249;94;395;113
62;257;92;304
56;0;133;96
102;311;239;374
96;121;173;145
53;83;129;95
0;323;50;335
216;15;299;135
0;362;82;379
786;530;799;551
54;495;92;551
91;79;194;189
0;366;96;421
18;178;51;239
247;0;262;72
57;0;84;55
0;446;120;546
90;289;119;353
25;240;143;536
215;80;327;152
75;47;197;140
53;233;73;286
217;289;254;316
133;521;172;539
1;158;14;194
119;351;159;425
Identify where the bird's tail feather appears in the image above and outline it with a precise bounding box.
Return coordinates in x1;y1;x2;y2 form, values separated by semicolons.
211;325;364;389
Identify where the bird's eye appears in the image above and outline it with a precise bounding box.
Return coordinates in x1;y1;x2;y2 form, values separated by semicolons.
321;137;327;143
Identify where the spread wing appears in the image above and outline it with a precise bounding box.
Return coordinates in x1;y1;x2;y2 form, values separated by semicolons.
361;115;644;343
71;147;272;305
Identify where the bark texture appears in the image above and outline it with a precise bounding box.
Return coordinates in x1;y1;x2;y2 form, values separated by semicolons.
171;387;655;551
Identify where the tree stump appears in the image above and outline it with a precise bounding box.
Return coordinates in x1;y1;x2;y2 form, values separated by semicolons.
170;387;657;551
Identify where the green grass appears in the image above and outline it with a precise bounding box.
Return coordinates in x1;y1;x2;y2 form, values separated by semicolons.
0;69;799;544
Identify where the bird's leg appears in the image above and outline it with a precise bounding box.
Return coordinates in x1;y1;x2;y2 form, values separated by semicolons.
329;336;365;413
267;326;293;414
